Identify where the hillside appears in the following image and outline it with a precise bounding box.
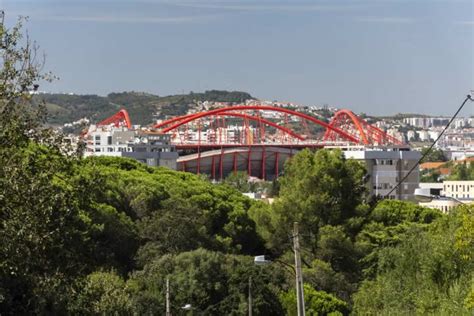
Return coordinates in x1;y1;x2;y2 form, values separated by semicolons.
37;90;254;127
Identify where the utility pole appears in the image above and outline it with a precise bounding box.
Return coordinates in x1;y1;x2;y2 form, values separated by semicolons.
166;277;171;316
293;222;305;316
248;276;252;316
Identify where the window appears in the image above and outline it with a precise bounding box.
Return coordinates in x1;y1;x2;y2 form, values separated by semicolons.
107;136;112;145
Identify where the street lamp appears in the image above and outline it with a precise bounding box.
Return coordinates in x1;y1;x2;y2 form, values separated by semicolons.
414;188;465;204
414;188;437;202
254;255;271;265
414;187;468;213
254;254;305;315
165;277;193;315
254;222;305;316
181;304;192;310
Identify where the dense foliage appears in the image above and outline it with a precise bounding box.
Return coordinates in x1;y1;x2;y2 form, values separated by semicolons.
448;162;474;181
420;147;447;163
1;16;473;315
41;90;254;127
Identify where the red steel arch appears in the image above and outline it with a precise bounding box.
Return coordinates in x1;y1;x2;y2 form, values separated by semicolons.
155;112;306;141
325;109;369;144
97;109;132;129
324;109;402;145
158;105;360;143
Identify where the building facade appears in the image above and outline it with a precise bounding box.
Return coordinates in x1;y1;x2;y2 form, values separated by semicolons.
442;180;474;199
342;146;421;200
122;132;178;169
84;126;178;169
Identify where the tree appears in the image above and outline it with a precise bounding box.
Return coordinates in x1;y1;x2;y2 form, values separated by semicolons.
355;200;441;279
224;171;251;192
127;249;286;315
280;284;348;315
448;163;474;181
420;147;447;163
0;144;96;313
420;169;441;182
253;149;368;253
352;205;474;315
69;271;134;315
78;156;266;264
249;149;369;306
0;15;97;313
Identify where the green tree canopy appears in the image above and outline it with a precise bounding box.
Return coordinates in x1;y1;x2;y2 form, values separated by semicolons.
420;147;447;163
353;205;474;315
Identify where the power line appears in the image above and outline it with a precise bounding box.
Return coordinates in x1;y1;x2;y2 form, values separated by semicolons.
385;94;473;198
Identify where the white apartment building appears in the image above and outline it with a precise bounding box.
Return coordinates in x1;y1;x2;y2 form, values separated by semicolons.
407;130;416;141
443;181;474;199
85;126;135;156
445;148;474;161
84;126;178;168
416;181;474;213
417;130;430;141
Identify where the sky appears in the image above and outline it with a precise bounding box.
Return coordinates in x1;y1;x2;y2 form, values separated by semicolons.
1;0;473;115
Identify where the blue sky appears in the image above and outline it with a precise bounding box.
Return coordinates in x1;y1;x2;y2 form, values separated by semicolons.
2;0;473;115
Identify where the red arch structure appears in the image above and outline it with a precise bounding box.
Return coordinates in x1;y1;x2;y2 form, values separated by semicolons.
157;105;360;144
154;112;306;141
323;109;402;145
94;106;403;146
97;109;132;129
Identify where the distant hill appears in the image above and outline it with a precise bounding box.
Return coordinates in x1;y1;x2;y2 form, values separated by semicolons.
37;90;254;127
373;113;432;120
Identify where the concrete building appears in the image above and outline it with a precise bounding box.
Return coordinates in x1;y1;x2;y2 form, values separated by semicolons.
417;130;430;141
419;182;443;196
445;148;474;161
342;146;421;200
123;132;178;169
406;130;416;141
86;126;135;156
416;181;474;213
85;127;178;169
419;198;462;213
428;131;440;141
442;180;474;199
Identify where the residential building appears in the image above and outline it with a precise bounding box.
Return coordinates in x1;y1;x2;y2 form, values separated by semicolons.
341;146;421;200
84;127;178;169
123;132;178;169
86;126;135;156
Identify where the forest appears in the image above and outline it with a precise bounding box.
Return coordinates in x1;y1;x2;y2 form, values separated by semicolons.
1;16;473;316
